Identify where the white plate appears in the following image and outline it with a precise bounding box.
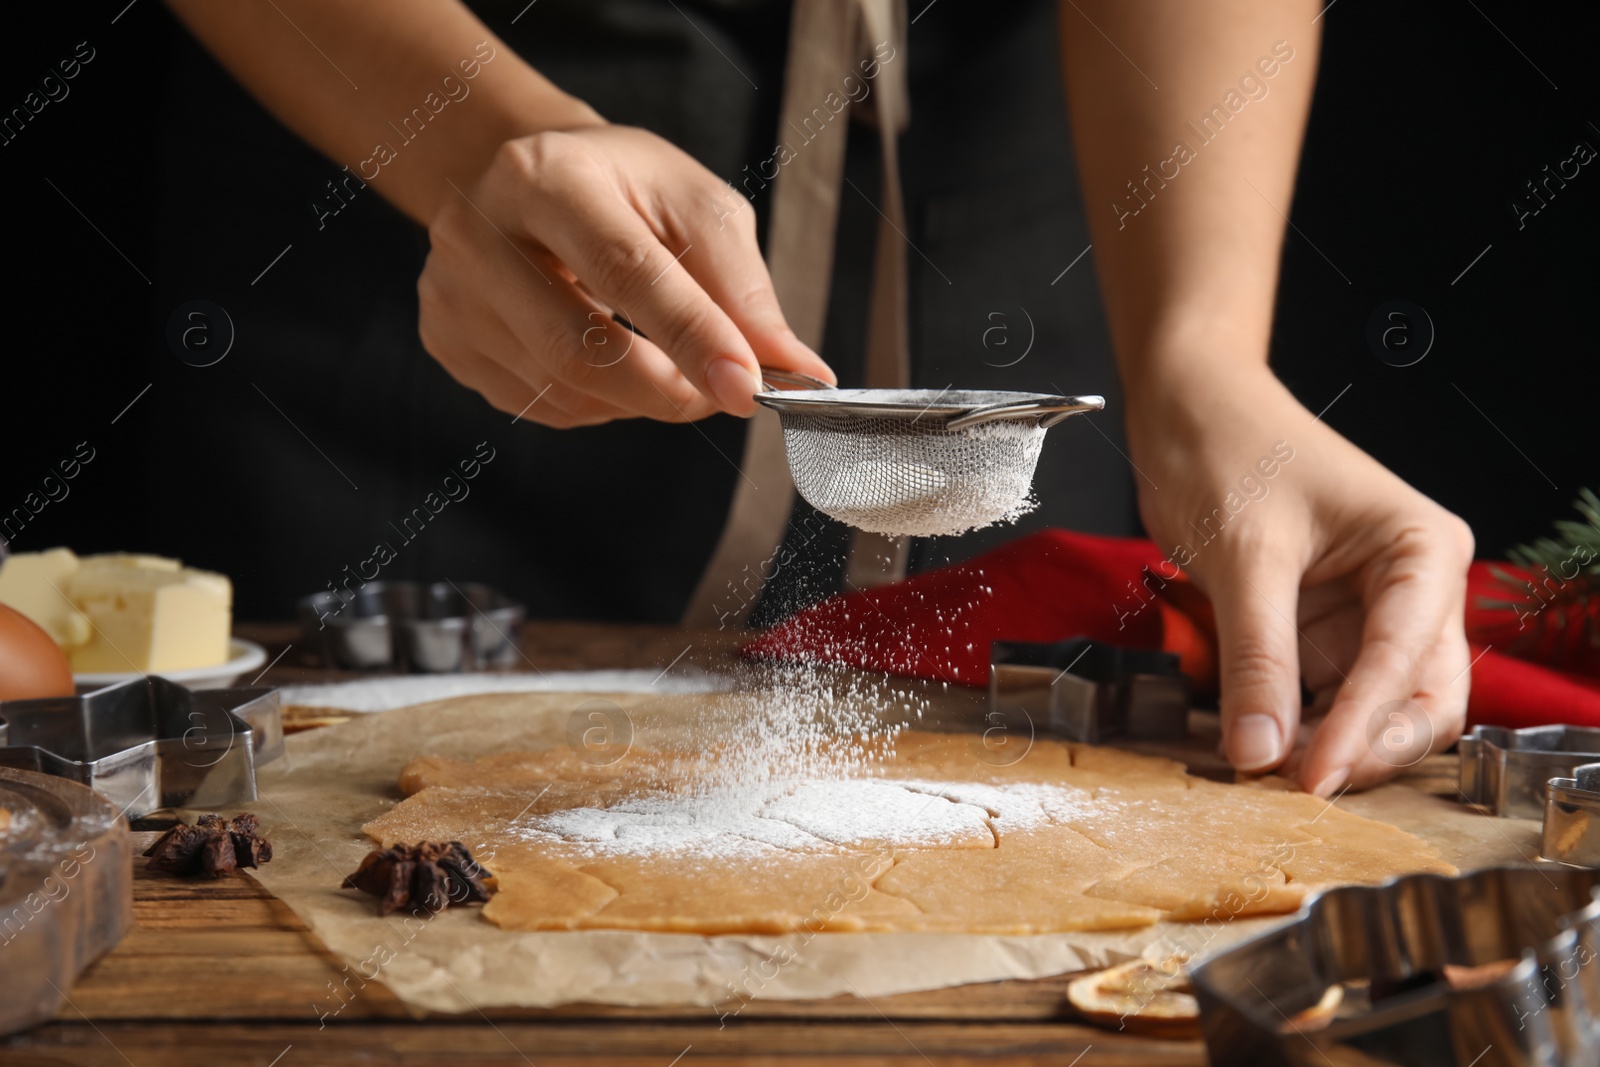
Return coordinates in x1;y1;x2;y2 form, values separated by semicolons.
73;638;269;691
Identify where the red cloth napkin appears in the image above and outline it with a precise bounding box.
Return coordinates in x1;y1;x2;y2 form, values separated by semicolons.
741;529;1600;729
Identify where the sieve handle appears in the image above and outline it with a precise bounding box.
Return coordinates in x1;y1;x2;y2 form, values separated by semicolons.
759;366;833;391
946;394;1106;431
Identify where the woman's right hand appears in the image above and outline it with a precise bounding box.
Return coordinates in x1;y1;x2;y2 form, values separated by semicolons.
418;124;834;428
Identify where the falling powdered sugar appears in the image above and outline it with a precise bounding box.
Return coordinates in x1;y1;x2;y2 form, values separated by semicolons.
511;536;1036;862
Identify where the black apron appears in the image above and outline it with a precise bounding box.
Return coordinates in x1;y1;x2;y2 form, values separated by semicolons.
143;0;1137;623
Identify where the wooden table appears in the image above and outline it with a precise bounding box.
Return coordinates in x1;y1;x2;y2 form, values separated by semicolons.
1;621;1459;1067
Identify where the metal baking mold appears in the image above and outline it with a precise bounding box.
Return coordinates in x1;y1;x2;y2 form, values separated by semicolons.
298;580;525;672
0;766;133;1036
1191;866;1600;1067
989;638;1188;744
1544;762;1600;867
1458;724;1600;819
0;677;282;819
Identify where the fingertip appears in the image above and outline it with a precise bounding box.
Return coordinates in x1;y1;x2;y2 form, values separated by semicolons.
806;357;839;387
1296;715;1370;795
705;357;760;417
1306;766;1349;798
786;336;836;385
751;329;835;386
1225;712;1287;772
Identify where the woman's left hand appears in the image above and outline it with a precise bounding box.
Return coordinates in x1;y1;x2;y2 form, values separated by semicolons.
1125;363;1475;794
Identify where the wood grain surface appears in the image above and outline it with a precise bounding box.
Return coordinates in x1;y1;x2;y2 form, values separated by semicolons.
0;621;1473;1066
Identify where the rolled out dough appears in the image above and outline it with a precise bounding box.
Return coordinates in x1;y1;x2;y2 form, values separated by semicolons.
363;730;1454;936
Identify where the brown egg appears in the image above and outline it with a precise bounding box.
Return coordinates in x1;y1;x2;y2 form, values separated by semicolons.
0;602;76;701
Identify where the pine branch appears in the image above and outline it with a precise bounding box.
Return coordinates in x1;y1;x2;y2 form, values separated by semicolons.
1491;488;1600;664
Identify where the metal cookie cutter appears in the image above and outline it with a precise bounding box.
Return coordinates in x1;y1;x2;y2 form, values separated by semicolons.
1544;762;1600;867
1459;724;1600;819
298;580;525;672
989;638;1188;744
1191;866;1600;1067
0;766;134;1037
0;677;283;819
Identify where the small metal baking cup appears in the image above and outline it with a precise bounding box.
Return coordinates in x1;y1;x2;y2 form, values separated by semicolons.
298;580;525;673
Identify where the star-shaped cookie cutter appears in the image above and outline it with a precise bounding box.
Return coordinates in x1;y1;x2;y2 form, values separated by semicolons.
0;676;283;819
1457;723;1600;820
989;638;1189;744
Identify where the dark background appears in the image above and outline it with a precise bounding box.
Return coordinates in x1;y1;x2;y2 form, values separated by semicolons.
0;0;1592;623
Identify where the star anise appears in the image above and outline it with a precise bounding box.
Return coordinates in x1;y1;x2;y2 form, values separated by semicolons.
143;813;273;878
342;841;497;915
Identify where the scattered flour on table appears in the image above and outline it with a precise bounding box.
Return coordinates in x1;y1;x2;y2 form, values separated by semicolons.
277;668;729;712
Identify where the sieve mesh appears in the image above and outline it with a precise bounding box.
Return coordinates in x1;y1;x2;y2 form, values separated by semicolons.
777;411;1047;537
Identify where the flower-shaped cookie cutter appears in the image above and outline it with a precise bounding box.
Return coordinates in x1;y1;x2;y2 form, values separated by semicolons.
0;676;282;819
1191;865;1600;1066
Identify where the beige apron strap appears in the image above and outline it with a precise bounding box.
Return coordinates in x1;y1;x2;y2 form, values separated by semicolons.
844;0;911;590
680;0;911;628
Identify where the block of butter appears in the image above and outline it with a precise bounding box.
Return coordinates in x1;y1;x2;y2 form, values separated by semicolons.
0;549;233;674
0;547;92;648
65;555;232;673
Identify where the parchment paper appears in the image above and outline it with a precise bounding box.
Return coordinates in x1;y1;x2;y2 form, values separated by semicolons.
242;690;1541;1015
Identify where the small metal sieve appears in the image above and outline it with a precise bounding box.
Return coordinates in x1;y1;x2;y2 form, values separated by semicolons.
755;369;1104;538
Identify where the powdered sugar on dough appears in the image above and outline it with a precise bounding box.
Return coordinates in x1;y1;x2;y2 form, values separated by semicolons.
529;794;826;855
896;779;1097;827
762;781;991;846
522;778;1092;858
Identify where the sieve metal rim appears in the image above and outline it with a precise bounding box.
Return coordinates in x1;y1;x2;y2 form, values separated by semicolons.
755;387;1105;430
